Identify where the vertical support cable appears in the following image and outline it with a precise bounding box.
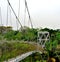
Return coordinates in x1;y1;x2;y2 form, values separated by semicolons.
0;7;3;26
17;0;20;30
24;0;26;27
6;3;8;26
9;6;12;26
18;0;20;18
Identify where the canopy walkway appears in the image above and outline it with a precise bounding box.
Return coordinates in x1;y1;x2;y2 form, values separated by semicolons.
0;0;60;62
4;51;42;62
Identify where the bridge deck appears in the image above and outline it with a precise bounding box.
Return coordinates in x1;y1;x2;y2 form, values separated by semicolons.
4;51;41;62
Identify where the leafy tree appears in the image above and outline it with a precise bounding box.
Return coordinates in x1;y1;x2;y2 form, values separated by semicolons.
56;32;60;44
4;30;16;40
15;32;23;40
23;28;37;41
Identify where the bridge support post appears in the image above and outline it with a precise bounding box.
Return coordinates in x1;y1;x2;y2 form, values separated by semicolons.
37;31;50;48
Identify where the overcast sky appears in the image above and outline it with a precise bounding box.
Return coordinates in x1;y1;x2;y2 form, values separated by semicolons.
0;0;60;29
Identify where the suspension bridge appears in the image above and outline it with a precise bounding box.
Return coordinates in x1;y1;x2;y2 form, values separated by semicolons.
0;0;50;62
0;0;49;62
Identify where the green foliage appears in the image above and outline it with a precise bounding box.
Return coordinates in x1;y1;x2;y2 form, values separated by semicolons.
0;26;59;43
24;28;37;41
56;32;60;44
0;26;60;61
14;32;23;40
0;42;36;61
45;40;58;51
4;30;15;40
41;28;57;34
3;27;37;41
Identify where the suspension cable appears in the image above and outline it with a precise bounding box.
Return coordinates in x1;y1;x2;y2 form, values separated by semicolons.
24;0;26;27
0;7;3;26
18;0;20;18
7;0;23;29
9;6;12;26
6;3;8;26
16;0;20;30
25;0;33;28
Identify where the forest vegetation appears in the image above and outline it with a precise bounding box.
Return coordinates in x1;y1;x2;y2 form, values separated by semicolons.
0;26;60;61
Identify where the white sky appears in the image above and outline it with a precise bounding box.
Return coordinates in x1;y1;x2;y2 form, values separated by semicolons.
0;0;60;29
